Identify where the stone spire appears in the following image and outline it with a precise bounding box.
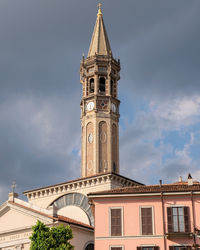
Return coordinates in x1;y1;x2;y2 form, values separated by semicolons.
88;4;112;57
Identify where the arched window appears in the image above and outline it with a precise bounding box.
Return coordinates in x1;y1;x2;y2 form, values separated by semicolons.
90;78;94;93
85;243;94;250
99;77;105;93
110;80;113;95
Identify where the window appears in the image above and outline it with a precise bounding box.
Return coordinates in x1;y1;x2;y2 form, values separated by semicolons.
110;247;124;250
167;207;190;233
110;247;123;250
169;246;191;250
99;77;105;93
110;208;122;236
141;207;153;235
137;247;159;250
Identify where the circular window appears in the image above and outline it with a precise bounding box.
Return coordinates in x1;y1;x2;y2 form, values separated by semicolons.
85;243;94;250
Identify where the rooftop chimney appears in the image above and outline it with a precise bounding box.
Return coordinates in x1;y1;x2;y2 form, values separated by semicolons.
179;176;183;182
188;173;193;186
159;180;162;186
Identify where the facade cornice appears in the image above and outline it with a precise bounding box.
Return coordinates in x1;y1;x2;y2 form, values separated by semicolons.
23;173;143;200
88;190;200;199
0;202;10;217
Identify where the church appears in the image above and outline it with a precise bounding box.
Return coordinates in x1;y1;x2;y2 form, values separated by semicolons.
0;5;142;250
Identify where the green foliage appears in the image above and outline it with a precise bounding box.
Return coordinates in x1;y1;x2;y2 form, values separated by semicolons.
30;220;74;250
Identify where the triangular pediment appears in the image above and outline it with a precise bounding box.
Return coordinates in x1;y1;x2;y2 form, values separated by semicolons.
0;201;52;233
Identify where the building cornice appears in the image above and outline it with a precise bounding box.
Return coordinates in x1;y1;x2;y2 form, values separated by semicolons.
88;190;200;199
23;172;143;200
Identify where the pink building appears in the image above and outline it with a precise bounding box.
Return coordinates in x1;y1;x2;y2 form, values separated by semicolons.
88;176;200;250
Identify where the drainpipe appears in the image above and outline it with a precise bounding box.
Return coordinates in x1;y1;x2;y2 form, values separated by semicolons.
161;190;167;250
191;191;197;249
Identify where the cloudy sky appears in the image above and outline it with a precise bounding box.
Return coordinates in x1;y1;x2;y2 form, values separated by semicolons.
0;0;200;204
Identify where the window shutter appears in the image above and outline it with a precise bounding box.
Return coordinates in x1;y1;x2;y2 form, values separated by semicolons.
137;247;142;250
141;207;153;235
169;246;174;250
167;207;173;233
154;247;159;250
111;208;122;236
184;207;190;232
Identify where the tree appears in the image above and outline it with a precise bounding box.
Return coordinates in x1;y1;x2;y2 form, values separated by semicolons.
30;220;74;250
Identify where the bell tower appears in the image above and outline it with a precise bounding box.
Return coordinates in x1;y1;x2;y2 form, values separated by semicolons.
80;4;120;178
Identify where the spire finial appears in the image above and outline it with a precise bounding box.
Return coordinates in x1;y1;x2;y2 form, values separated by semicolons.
97;3;103;16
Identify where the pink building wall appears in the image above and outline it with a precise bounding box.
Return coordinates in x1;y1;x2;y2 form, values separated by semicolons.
93;193;200;250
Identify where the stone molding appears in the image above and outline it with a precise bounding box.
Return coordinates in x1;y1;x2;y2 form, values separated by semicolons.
24;173;139;201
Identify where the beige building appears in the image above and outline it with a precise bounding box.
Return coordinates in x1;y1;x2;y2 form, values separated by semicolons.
0;193;93;250
0;5;142;250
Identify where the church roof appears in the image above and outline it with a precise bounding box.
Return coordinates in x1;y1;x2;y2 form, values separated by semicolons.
88;4;112;57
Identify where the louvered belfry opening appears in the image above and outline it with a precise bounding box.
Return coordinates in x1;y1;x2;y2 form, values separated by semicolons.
110;208;122;236
110;79;113;95
90;78;94;93
167;207;190;233
141;207;153;235
99;77;105;93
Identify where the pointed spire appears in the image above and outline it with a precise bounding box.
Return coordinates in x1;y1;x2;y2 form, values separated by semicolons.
88;4;112;57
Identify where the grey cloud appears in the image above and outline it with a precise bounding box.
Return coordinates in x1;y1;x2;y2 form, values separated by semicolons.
0;95;81;203
120;2;200;100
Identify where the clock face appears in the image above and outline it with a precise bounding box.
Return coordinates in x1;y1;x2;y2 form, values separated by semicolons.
86;101;94;111
111;103;116;113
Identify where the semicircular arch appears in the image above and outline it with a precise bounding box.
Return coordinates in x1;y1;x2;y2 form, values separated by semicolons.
50;192;94;226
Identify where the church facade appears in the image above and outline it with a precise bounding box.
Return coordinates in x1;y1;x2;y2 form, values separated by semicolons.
0;5;142;250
